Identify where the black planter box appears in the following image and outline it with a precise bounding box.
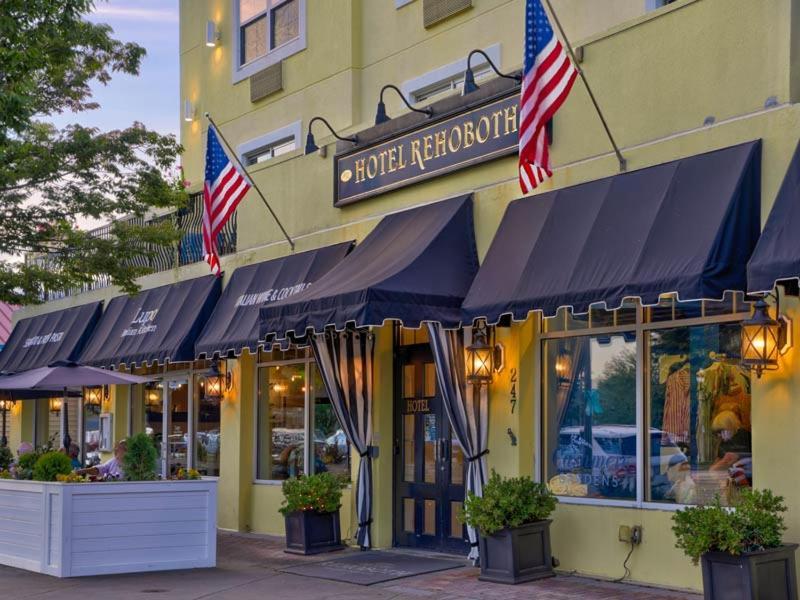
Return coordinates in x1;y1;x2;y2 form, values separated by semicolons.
701;543;798;600
478;519;554;584
284;509;345;555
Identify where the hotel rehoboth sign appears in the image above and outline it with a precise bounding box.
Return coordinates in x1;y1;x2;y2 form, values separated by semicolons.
334;93;519;206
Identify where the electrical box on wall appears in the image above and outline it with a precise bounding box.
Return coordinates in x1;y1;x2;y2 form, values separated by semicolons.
618;525;643;545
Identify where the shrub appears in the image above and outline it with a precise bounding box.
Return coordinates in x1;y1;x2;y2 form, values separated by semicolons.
462;470;558;537
280;472;345;516
32;451;73;482
0;444;13;471
122;433;158;481
672;489;787;564
15;448;44;480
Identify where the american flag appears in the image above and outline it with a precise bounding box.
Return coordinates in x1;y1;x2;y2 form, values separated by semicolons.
203;125;251;275
518;0;578;193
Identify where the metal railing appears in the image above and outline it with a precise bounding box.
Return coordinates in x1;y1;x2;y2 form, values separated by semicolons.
28;193;236;302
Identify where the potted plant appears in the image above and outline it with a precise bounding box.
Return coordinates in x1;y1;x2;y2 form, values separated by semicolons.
672;489;798;600
462;470;558;584
122;433;158;481
280;472;345;555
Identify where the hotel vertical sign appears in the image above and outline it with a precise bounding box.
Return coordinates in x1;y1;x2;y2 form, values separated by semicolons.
334;93;519;206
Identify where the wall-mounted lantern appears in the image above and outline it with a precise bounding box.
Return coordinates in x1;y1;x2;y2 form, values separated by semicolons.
84;386;102;408
183;99;196;122
205;362;232;401
205;20;220;47
49;397;62;414
466;321;504;384
145;384;162;409
741;297;792;378
555;347;572;383
0;399;13;447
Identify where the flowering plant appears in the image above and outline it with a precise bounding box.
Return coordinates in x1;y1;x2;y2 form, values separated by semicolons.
56;472;89;483
174;467;201;480
280;472;345;516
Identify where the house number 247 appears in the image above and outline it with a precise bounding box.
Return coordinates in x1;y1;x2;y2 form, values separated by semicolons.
509;368;517;413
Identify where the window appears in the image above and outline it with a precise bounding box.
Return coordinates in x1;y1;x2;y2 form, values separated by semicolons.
401;43;502;104
645;0;678;11
195;374;221;477
234;0;306;83
541;293;753;507
238;121;301;166
256;356;350;481
543;334;637;500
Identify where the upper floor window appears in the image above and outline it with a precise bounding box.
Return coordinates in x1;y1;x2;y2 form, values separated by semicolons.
237;120;301;166
233;0;306;83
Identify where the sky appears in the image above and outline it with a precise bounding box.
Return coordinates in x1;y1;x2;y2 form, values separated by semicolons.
54;0;180;137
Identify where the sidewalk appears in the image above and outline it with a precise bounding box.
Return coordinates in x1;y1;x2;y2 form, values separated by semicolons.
0;531;701;599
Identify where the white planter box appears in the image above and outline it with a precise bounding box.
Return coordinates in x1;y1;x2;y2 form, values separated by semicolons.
0;479;217;577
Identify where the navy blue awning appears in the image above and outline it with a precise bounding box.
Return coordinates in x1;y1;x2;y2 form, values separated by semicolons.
260;195;478;337
748;141;800;293
0;302;102;374
195;242;354;359
80;275;221;368
462;141;762;324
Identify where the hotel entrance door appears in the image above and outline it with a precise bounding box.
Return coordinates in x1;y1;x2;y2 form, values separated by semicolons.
394;343;467;553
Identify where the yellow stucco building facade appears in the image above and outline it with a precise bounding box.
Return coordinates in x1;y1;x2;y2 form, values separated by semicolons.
8;0;800;593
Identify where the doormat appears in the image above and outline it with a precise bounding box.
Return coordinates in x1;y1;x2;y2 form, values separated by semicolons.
280;551;467;585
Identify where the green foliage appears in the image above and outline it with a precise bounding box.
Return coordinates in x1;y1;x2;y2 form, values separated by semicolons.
0;444;13;471
15;448;44;480
462;470;558;536
280;472;346;516
0;0;186;303
32;451;73;482
123;433;158;481
672;489;787;564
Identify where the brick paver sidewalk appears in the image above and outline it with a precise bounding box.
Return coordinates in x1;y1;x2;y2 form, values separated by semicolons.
0;531;701;599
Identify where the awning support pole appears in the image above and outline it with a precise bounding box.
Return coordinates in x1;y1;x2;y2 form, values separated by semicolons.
543;0;626;172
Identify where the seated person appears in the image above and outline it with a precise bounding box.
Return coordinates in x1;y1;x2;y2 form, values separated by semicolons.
64;443;81;469
77;440;127;479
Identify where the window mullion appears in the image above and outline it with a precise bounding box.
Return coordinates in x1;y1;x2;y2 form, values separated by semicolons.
305;359;312;475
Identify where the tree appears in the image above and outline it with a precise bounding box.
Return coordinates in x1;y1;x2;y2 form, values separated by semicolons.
0;0;186;304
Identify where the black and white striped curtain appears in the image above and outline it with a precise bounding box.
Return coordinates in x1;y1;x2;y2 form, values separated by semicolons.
426;323;489;562
311;329;374;549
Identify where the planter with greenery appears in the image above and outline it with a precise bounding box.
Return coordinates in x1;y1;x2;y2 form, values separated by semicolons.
672;489;797;600
462;471;558;584
280;472;346;555
32;452;72;482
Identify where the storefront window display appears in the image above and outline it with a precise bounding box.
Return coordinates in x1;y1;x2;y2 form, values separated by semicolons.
256;352;350;481
541;293;753;506
648;323;751;506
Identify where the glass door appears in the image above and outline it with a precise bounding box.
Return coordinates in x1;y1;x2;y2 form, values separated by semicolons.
163;378;190;477
394;343;467;553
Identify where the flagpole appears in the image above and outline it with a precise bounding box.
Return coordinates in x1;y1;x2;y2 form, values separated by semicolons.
543;0;626;172
204;113;295;250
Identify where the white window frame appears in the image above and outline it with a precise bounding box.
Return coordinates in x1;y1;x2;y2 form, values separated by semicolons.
401;43;502;104
645;0;677;11
537;298;752;511
232;0;307;84
395;0;415;8
237;120;302;166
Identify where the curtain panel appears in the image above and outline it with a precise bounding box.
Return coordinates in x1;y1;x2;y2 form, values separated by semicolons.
310;329;374;549
426;323;489;561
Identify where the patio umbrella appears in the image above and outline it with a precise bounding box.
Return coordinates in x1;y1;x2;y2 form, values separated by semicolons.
0;361;152;390
0;361;153;449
